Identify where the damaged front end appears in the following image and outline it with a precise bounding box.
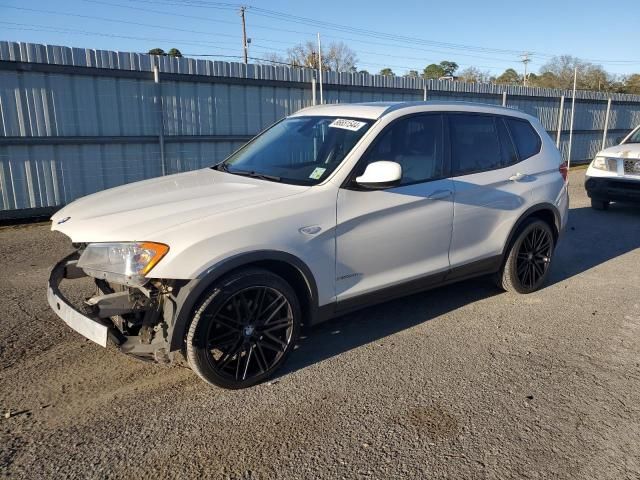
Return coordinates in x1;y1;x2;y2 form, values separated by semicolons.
48;250;182;363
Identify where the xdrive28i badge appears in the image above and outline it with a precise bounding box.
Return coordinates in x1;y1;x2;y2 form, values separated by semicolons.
57;216;71;225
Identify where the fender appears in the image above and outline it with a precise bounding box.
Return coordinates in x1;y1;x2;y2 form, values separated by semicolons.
167;250;322;352
501;202;561;259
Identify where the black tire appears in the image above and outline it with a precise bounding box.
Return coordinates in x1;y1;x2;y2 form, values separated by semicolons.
186;268;301;389
497;218;555;294
591;198;610;210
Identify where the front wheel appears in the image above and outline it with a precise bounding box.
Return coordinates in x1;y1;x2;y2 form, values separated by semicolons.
186;268;301;389
497;219;555;294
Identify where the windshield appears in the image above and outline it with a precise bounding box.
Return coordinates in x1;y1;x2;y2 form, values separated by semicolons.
216;116;373;185
624;127;640;144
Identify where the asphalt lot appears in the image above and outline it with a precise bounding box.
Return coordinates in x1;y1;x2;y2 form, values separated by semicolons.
1;168;640;479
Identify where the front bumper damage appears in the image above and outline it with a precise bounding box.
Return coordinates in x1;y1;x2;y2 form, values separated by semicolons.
48;252;177;363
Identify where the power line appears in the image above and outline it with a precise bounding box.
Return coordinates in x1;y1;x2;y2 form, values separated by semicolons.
147;0;640;66
73;0;540;68
0;21;245;50
24;1;525;67
8;0;639;74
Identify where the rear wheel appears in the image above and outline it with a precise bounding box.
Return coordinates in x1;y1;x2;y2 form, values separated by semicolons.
497;219;555;294
591;198;610;210
186;268;301;389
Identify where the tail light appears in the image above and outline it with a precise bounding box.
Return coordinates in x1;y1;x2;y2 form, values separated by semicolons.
559;161;568;182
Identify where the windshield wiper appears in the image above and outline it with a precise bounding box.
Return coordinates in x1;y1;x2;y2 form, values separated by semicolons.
214;163;281;182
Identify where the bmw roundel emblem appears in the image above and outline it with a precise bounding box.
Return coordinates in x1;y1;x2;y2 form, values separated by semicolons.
57;216;71;225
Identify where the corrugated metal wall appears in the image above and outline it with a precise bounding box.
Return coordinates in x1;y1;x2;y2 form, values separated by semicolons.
2;41;640;217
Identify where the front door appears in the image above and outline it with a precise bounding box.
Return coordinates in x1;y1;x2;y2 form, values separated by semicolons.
335;113;453;306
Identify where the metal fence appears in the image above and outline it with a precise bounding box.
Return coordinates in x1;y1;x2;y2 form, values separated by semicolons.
2;41;640;218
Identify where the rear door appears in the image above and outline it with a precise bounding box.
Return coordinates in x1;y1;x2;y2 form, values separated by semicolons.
447;113;542;275
335;113;454;304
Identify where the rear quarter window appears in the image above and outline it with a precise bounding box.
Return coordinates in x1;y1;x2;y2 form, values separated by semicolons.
507;118;542;160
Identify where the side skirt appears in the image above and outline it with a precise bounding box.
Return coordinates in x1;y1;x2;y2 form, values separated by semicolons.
312;255;502;324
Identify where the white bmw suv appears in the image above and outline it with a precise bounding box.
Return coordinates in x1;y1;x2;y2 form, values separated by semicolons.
48;101;569;389
585;125;640;210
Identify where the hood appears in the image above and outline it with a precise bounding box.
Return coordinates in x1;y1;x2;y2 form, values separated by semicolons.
51;168;307;242
598;143;640;159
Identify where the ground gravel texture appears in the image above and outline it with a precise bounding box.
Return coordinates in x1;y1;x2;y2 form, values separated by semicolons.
1;169;639;479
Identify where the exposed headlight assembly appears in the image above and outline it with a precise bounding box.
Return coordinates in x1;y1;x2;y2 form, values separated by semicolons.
77;242;169;286
592;156;615;171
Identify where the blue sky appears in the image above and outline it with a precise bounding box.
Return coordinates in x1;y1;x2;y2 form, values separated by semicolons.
1;0;638;76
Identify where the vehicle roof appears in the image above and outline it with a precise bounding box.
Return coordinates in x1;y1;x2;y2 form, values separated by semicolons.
291;101;532;121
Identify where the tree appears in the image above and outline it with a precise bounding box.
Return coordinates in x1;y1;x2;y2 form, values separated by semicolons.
439;61;458;76
405;70;419;78
285;41;357;71
622;74;640;94
324;42;358;72
536;55;613;90
458;66;491;83
148;48;182;57
495;68;521;85
423;63;445;80
379;68;394;76
258;52;286;66
530;71;558;89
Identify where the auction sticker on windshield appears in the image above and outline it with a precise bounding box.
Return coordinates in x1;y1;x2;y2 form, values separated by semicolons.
329;118;367;131
309;167;326;180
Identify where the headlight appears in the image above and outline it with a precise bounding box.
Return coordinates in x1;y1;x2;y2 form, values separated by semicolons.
77;242;169;285
592;156;614;171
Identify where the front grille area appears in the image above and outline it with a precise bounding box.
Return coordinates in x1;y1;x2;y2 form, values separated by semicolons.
623;159;640;175
607;180;640;198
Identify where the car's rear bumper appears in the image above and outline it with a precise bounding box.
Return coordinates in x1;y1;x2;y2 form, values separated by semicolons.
584;176;640;203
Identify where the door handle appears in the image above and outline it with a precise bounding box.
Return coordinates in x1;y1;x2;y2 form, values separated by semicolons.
508;172;527;182
427;189;452;200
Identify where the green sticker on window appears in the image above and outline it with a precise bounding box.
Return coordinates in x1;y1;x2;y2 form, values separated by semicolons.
309;167;326;180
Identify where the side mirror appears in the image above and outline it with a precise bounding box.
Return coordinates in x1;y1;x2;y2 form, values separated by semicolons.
615;136;624;144
355;161;402;189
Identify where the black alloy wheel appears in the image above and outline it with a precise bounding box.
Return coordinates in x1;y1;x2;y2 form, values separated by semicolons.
515;225;553;290
186;268;301;389
497;218;555;294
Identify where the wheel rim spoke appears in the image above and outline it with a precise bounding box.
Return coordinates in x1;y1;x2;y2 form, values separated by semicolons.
515;226;552;290
203;285;293;383
213;313;242;332
241;345;254;380
260;317;293;333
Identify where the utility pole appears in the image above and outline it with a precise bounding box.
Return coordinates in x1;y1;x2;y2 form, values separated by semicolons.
521;52;531;87
567;67;578;174
317;32;324;104
239;6;248;64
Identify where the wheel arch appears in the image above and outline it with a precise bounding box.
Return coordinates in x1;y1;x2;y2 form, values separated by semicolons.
167;250;321;352
501;203;561;260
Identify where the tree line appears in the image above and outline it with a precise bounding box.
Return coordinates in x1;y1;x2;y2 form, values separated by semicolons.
263;42;640;95
148;44;639;95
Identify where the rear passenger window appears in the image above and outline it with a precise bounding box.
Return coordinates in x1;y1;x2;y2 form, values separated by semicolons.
506;118;541;160
449;114;502;175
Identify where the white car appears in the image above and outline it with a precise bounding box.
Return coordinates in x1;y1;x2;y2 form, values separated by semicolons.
48;101;569;389
585;125;640;210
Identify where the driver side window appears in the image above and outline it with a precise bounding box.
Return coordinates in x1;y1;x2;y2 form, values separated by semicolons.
358;114;444;185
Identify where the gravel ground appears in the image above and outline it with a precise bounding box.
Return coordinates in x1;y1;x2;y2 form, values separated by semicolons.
1;169;640;479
